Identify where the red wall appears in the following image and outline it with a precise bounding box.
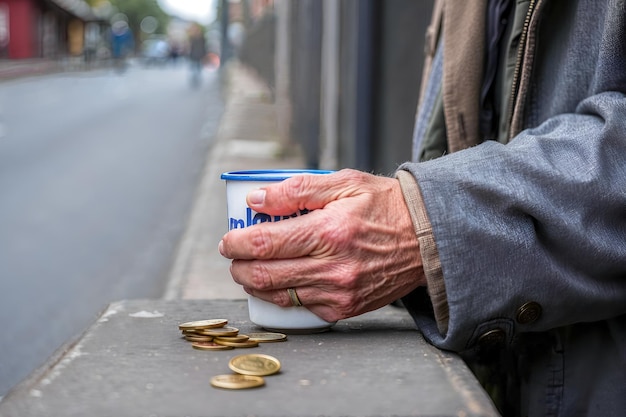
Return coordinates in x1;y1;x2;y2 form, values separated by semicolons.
2;0;38;59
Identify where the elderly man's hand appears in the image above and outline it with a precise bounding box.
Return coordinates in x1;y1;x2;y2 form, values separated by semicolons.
218;169;425;323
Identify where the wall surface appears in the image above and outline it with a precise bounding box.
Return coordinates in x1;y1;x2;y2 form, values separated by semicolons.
372;0;434;174
4;0;36;58
243;0;435;172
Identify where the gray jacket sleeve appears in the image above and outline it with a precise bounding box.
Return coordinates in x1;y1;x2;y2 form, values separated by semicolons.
399;92;626;352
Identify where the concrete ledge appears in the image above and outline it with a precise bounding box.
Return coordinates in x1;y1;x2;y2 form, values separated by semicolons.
0;299;499;417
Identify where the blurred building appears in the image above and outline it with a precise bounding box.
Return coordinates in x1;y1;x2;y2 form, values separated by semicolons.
232;0;434;173
0;0;100;59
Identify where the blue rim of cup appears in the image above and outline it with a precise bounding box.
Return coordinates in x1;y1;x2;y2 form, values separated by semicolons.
220;169;334;181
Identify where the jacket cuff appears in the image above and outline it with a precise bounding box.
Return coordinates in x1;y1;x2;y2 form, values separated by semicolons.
396;169;449;334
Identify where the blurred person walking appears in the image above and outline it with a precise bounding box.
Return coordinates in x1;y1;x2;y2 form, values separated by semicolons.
111;20;134;73
188;24;207;87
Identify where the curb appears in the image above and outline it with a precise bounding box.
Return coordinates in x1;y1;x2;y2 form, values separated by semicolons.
164;61;306;300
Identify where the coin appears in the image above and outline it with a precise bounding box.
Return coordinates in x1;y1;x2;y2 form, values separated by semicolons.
184;335;214;342
210;374;265;390
247;332;288;343
215;334;250;342
229;353;281;376
214;339;259;348
198;326;240;337
191;341;233;351
178;319;228;330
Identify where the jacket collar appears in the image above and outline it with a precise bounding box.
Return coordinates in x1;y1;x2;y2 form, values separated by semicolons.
442;0;488;152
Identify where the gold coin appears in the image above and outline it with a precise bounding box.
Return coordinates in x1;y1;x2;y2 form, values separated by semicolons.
210;374;265;390
178;319;228;330
198;326;239;337
214;339;259;348
184;335;214;342
247;332;288;343
191;341;233;351
228;353;281;376
215;334;250;342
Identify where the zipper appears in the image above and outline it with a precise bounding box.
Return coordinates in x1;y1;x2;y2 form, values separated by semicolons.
506;0;537;140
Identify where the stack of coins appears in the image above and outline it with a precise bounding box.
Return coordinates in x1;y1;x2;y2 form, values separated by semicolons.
210;353;282;390
178;319;287;351
178;319;287;389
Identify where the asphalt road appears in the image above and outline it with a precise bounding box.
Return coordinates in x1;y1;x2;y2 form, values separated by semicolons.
0;61;224;397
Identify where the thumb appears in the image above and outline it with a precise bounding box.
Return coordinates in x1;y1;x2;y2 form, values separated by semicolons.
246;169;361;215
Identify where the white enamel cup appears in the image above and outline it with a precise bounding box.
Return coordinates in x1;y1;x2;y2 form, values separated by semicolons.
220;169;336;333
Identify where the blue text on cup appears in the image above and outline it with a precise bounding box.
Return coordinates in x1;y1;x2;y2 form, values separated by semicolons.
229;207;310;230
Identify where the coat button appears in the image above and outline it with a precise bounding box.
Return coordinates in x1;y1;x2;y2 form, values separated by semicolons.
477;328;506;348
516;301;542;324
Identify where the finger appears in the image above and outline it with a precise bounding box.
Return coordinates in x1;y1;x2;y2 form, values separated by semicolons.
243;284;348;320
243;283;381;324
241;286;293;308
219;207;342;260
245;169;366;216
230;255;385;320
230;255;349;292
242;286;342;323
233;251;422;323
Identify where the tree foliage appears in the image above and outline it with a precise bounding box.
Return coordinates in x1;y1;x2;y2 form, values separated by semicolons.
115;0;169;36
86;0;170;37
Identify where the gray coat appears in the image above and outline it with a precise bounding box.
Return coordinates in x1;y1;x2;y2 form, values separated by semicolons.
398;1;626;416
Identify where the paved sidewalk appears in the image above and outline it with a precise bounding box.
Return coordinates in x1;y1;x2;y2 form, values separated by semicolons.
165;61;306;301
0;299;499;417
0;59;60;80
0;58;108;81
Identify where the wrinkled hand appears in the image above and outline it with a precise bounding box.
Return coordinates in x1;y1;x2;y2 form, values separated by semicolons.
218;169;425;323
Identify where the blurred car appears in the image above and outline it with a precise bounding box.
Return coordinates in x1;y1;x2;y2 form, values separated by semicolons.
141;38;170;66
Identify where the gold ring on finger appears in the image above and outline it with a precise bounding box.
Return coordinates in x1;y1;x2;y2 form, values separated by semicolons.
287;288;303;307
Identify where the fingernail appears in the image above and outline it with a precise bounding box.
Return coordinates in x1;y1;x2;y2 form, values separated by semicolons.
248;189;266;205
218;240;224;254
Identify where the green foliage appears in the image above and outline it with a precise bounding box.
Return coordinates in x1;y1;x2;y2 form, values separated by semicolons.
108;0;170;37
